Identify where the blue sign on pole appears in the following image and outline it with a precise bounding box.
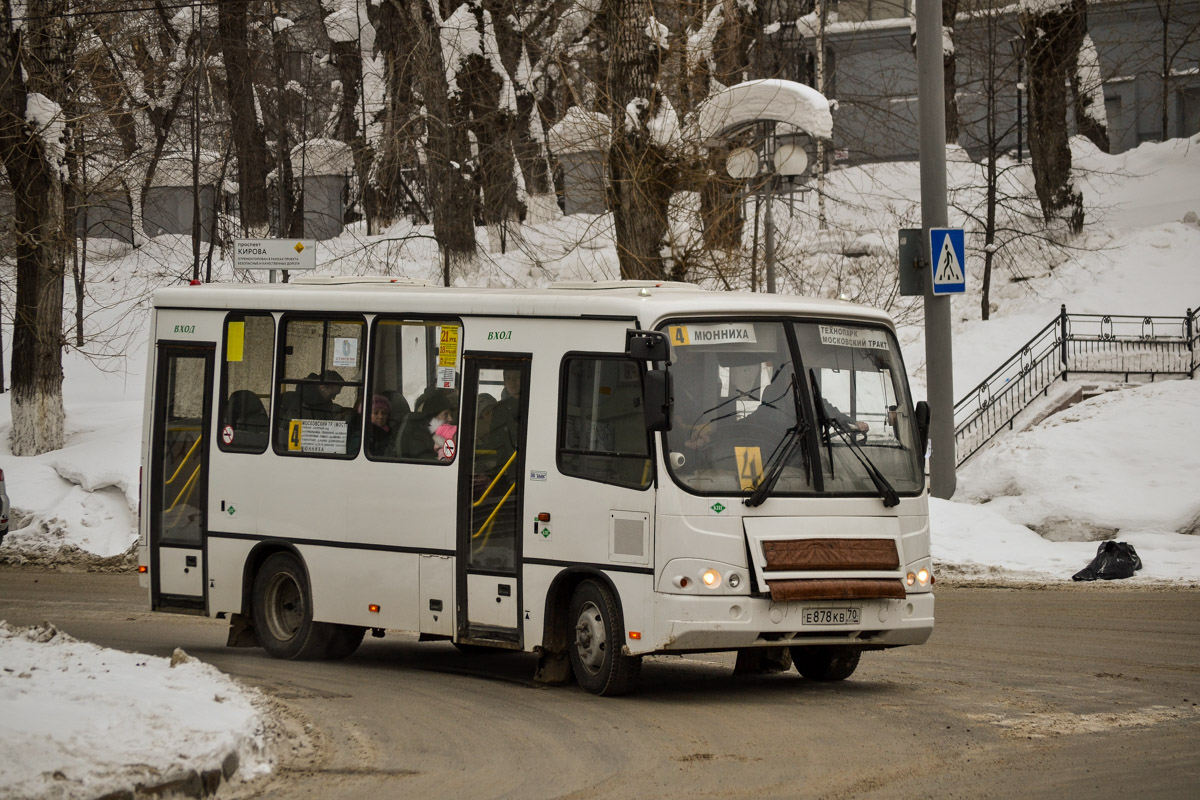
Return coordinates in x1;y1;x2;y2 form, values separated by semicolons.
929;228;966;295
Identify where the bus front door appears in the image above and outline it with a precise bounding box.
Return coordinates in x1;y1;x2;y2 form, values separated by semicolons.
456;355;530;646
149;344;214;614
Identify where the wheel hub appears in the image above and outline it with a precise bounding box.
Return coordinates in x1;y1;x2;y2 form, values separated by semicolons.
574;600;606;673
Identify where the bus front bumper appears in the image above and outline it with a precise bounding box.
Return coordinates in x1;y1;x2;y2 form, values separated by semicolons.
641;592;934;654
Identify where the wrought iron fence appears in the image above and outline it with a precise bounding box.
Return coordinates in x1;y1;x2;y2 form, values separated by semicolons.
954;303;1197;466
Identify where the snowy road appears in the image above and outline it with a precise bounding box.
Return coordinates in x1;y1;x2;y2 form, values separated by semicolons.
1;568;1198;799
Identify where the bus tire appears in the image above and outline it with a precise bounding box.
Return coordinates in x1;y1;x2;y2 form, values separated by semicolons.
567;579;641;696
790;646;861;681
252;552;332;660
325;625;366;659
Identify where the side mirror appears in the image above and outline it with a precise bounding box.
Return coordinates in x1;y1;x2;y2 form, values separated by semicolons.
642;369;673;432
626;329;671;362
915;400;931;459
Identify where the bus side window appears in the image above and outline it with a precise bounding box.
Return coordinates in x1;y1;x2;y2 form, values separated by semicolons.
557;356;652;489
219;313;274;454
273;316;366;458
366;318;461;463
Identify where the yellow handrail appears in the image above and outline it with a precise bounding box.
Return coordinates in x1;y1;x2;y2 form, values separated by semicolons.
472;483;516;549
471;451;517;508
164;434;201;486
166;464;201;512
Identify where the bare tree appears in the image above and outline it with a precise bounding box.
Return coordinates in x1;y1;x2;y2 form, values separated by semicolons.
605;0;680;279
218;0;272;235
1153;0;1200;140
1020;0;1085;233
0;0;70;454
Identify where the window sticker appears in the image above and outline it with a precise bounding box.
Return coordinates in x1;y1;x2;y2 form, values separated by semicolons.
287;419;348;454
668;323;757;346
818;325;890;350
438;325;459;367
226;321;245;362
332;337;359;367
735;446;764;491
437;366;456;388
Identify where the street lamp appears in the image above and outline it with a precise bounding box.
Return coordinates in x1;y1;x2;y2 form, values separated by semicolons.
724;122;814;293
1007;35;1025;162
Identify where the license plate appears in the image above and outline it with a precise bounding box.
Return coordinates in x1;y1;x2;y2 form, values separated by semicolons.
803;607;860;625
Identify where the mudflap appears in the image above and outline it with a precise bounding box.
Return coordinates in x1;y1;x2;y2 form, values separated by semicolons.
533;647;572;686
732;646;793;676
226;613;260;648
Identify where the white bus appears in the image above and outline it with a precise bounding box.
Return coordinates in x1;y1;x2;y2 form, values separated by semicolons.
139;277;933;695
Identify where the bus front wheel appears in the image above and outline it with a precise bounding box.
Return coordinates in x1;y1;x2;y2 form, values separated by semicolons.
568;579;641;696
252;552;332;660
790;646;861;681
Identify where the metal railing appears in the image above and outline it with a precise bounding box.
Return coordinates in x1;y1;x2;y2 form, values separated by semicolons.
954;304;1198;466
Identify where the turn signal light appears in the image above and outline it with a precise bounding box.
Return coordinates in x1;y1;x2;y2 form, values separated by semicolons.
368;604;381;613
628;631;641;640
138;565;148;574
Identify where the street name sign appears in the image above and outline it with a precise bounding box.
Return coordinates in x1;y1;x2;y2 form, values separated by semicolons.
234;239;317;272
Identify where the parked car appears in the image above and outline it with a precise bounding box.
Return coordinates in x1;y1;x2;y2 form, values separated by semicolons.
0;468;9;543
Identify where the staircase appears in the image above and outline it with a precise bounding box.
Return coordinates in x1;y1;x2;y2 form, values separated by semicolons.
954;304;1199;466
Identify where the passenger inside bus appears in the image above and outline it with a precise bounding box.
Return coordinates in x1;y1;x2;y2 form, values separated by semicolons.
395;387;455;460
365;394;395;457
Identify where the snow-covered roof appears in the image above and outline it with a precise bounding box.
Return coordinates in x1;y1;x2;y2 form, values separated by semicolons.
548;106;611;155
290;138;354;176
688;79;833;144
150;151;223;188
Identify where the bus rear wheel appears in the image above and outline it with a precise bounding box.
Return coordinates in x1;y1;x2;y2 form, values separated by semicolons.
567;579;641;696
252;552;332;660
789;646;861;681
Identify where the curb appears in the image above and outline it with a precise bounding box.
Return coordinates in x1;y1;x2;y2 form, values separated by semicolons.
91;751;239;800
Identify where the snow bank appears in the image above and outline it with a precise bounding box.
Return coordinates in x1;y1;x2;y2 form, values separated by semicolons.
0;622;271;800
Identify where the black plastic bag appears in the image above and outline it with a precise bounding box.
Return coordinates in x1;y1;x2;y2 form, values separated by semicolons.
1072;540;1143;581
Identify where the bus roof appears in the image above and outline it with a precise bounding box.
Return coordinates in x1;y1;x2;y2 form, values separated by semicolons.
152;278;896;328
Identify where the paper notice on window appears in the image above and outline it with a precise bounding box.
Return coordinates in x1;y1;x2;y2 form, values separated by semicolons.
332;337;359;368
818;325;890;350
438;325;459;368
667;323;757;346
437;366;456;388
296;419;348;454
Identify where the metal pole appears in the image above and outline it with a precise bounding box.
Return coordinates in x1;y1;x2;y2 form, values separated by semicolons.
1016;53;1023;162
916;0;956;498
764;180;776;293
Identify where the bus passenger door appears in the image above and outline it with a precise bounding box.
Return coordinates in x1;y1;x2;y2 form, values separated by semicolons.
149;344;214;613
456;355;530;646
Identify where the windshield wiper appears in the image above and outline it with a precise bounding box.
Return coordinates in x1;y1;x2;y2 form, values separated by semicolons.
809;369;899;508
745;376;810;508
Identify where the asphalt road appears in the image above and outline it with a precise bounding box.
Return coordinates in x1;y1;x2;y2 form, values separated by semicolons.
1;568;1197;799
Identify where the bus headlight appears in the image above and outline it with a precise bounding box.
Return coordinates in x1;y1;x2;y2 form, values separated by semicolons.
727;572;741;589
702;569;722;588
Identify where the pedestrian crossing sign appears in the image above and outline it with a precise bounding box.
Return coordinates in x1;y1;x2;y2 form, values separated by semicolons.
930;228;966;295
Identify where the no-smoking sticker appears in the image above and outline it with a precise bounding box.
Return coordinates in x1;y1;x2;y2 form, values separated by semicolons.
441;438;456;460
222;425;234;445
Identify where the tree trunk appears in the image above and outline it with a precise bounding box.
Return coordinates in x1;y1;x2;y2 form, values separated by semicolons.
218;0;271;235
383;0;477;281
1021;0;1085;234
0;0;69;454
606;0;675;280
460;1;520;252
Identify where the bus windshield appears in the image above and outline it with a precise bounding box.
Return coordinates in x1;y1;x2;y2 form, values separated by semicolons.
663;319;924;499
